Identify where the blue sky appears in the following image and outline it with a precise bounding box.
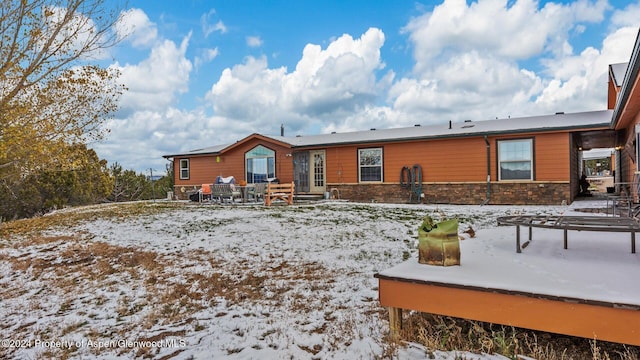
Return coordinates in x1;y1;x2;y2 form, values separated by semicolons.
92;0;640;174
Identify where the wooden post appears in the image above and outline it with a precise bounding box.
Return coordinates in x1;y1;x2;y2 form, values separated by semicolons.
563;228;568;249
389;307;403;336
632;232;636;254
516;225;521;253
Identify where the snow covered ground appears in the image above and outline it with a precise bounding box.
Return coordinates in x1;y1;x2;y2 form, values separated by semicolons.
0;199;635;359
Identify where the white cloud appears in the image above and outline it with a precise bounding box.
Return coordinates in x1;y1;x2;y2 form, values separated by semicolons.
206;28;389;133
94;108;219;172
113;34;193;112
201;9;227;38
383;0;632;123
387;51;543;122
611;2;640;28
116;8;157;48
99;1;640;174
194;47;220;69
534;25;638;112
403;0;608;74
93;104;266;173
247;36;263;47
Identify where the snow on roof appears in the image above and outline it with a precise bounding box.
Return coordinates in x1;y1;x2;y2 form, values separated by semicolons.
265;110;612;147
610;62;629;87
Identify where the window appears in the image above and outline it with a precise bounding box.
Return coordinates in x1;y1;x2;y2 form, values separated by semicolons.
179;159;189;180
359;148;383;182
246;145;275;183
498;139;533;180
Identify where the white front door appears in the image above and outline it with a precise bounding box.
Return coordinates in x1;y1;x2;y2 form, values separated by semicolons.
309;150;326;193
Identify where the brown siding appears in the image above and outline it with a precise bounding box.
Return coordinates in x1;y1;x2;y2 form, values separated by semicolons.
490;133;570;182
326;146;358;183
174;138;294;187
618;112;640;200
533;132;571;181
325;137;488;184
173;130;575;204
608;79;619;110
325;133;570;185
385;137;487;182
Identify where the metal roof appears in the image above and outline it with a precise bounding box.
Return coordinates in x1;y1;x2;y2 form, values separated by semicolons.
610;62;629;87
164;110;612;158
263;110;612;147
163;143;231;158
612;28;640;128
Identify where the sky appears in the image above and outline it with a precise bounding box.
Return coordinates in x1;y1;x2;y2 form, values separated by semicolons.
90;0;640;175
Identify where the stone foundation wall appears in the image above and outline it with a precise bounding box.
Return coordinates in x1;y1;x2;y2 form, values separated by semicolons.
172;185;200;200
174;182;571;205
327;182;571;205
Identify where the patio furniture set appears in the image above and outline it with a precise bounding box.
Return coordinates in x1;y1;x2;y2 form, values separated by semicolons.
195;181;296;206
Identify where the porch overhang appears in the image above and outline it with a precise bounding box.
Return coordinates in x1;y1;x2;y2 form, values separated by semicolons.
573;129;617;150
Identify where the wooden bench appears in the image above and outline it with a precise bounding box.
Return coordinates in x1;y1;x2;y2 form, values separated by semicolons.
264;182;294;206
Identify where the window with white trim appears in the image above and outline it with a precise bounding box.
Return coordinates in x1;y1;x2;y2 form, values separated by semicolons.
358;148;383;182
246;145;275;183
179;159;189;180
498;139;533;180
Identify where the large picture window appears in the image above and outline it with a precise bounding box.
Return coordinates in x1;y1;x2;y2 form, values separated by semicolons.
246;145;275;183
179;159;189;180
498;139;533;180
358;148;383;182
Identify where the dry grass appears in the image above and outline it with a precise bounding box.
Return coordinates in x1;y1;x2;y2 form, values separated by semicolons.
0;202;360;358
0;201;185;240
396;312;640;360
4;201;636;358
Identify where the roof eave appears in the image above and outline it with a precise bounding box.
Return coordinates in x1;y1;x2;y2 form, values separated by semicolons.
162;151;221;159
287;122;611;149
611;29;640;129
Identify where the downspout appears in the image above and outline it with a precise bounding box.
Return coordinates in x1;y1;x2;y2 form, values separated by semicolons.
481;135;491;205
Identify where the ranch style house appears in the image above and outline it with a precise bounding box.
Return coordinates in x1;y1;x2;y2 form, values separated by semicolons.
164;29;640;206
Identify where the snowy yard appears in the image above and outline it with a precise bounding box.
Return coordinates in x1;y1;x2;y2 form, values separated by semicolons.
0;200;636;359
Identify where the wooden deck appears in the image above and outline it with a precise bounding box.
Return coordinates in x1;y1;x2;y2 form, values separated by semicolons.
375;249;640;346
376;271;640;346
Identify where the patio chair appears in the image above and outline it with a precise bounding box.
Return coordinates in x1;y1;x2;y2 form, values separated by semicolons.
199;184;212;202
247;183;267;202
